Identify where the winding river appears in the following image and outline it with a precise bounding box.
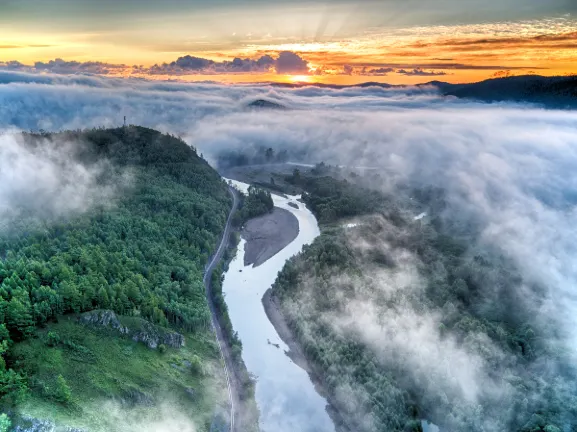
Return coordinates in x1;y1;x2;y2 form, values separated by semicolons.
222;180;335;432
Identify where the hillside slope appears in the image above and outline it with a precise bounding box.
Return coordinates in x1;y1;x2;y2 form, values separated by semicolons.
271;168;577;432
434;75;577;108
0;126;233;431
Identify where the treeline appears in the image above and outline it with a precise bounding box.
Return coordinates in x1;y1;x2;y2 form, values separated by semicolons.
234;186;274;225
285;168;387;223
0;127;232;406
272;173;576;432
217;146;290;169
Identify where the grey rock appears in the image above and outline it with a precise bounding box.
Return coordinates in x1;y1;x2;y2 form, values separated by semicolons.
13;416;86;432
78;310;184;350
184;387;196;400
130;320;184;349
78;310;128;334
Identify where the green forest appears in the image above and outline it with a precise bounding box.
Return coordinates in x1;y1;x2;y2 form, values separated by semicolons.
0;127;234;430
272;168;577;432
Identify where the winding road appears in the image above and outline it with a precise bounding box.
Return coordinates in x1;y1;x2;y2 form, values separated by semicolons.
204;185;240;432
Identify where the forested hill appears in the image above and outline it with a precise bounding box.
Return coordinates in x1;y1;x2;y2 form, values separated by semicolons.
433;75;577;108
0;126;233;430
22;126;226;193
272;167;576;432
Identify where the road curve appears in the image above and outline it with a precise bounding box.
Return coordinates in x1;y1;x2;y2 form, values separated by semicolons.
204;185;240;432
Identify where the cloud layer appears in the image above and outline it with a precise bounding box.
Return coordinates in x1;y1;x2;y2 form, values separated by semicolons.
0;130;129;231
1;71;577;428
0;54;455;78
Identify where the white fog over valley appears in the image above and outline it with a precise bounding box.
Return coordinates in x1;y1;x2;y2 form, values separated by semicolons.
1;70;577;431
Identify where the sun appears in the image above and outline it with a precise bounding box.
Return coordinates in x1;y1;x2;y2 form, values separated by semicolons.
288;74;313;83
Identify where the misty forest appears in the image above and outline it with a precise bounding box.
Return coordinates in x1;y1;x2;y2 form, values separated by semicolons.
0;66;576;432
0;127;243;431
271;168;577;432
3;0;577;429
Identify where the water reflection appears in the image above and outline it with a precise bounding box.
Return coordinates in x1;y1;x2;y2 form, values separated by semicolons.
222;180;335;432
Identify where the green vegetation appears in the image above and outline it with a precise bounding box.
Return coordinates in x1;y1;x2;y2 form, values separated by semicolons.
285;168;385;223
272;170;576;432
218;146;289;168
234;185;274;225
209;241;259;430
0;126;234;429
0;414;10;432
11;317;224;431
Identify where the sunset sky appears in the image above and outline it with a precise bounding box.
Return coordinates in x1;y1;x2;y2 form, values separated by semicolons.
1;0;576;84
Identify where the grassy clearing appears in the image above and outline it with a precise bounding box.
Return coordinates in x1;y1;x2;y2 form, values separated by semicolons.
8;316;228;431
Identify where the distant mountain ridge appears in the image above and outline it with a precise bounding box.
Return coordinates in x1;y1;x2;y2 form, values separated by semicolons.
270;75;577;108
433;75;577;108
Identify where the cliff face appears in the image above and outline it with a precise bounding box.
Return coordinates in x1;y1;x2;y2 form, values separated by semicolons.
78;310;129;334
129;319;185;349
78;310;185;349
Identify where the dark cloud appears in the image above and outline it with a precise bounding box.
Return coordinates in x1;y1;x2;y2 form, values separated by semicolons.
33;58;127;74
146;52;304;75
0;60;26;70
343;64;354;75
361;67;395;76
172;55;215;70
275;51;309;74
0;52;306;77
397;68;447;76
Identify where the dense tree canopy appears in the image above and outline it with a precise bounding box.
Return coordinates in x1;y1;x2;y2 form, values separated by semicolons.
0;126;232;407
235;185;274;224
272;171;577;432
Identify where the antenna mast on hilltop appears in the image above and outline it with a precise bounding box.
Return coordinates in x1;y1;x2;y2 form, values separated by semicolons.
124;116;126;127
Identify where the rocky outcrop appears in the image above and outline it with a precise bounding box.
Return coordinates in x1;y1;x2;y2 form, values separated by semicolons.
78;310;184;349
78;310;129;334
13;416;84;432
130;319;184;349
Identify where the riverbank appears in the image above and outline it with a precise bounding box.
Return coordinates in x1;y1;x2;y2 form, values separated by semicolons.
221;179;334;432
242;208;299;267
261;289;310;373
262;288;354;432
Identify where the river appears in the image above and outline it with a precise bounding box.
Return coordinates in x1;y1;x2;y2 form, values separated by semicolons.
221;180;335;432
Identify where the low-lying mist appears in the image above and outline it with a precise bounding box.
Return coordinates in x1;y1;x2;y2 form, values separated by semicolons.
0;132;129;232
2;70;577;429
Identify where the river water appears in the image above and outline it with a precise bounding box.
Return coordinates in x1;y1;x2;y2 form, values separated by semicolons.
221;180;335;432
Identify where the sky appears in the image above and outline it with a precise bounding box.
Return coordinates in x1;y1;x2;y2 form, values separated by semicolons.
1;0;576;84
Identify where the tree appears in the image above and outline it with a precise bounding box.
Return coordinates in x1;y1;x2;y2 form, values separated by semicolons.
47;331;61;347
52;374;71;403
96;287;110;309
0;413;11;432
189;354;203;375
292;168;301;184
5;299;34;340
